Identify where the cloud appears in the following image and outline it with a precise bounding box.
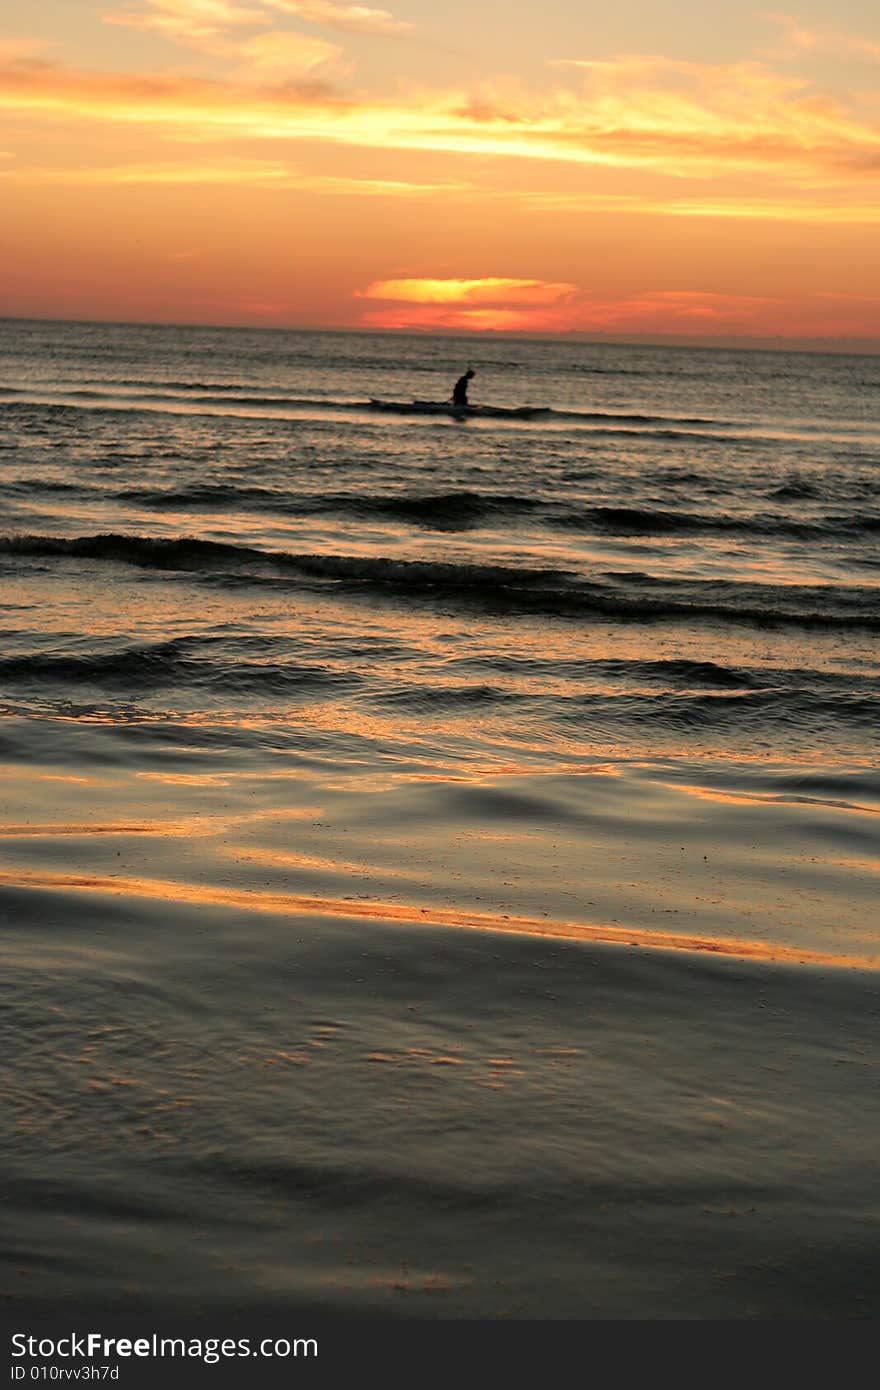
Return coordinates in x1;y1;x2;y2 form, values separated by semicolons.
356;280;792;335
6;152;874;224
105;0;265;49
266;0;412;36
0;157;293;185
106;3;351;79
356;285;851;337
0;156;466;199
0;50;346;118
358;278;583;332
542;54;879;173
237;30;346;81
0;38;56;63
358;305;563;332
762;13;880;62
1;46;878;197
359;277;578;305
357;277;583;331
589;289;785;327
488;187;880;225
104;0;413;49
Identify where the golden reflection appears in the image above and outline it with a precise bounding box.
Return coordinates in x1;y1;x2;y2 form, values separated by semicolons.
678;784;880;816
135;771;235;787
0;818;231;839
391;761;629;781
401;773;470;783
0;867;873;969
0;765;105;785
233;845;417;879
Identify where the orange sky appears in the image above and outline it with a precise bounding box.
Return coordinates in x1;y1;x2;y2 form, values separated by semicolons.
1;1;879;342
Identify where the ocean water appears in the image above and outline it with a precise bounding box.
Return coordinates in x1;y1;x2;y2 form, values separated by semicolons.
2;318;879;1320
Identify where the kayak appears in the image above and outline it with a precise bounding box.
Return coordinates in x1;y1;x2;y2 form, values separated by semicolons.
368;399;551;420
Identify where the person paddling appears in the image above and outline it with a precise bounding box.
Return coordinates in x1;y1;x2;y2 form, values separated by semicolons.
452;369;475;407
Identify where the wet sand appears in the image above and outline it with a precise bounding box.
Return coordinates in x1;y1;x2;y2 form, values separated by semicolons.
4;756;880;1320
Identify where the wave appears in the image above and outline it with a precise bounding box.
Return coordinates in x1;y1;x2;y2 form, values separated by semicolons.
2;646;876;735
8;391;869;457
766;482;820;501
119;485;544;530
559;505;880;540
450;654;880;694
0;390;761;438
764;477;879;504
95;378;283;394
368;682;880;733
114;484;880;542
120;483;294;510
2;532;878;631
0;640;356;696
3;642;875;700
6;478;85;495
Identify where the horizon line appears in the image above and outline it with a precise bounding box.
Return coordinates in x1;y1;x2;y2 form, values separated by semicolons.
2;312;879;358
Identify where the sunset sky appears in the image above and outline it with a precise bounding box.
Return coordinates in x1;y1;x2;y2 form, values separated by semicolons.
2;0;878;341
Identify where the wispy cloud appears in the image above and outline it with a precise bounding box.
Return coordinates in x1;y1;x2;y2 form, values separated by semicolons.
0;157;463;197
105;2;351;77
104;0;412;49
1;46;878;197
266;1;412;36
105;0;265;48
497;188;880;225
0;157;295;185
543;54;880;174
5;149;874;224
0;50;346;114
762;13;880;62
236;30;346;81
0;38;56;62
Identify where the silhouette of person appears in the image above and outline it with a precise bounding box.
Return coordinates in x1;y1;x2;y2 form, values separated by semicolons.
452;369;475;407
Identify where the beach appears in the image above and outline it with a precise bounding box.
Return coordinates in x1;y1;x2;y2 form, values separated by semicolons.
2;318;879;1320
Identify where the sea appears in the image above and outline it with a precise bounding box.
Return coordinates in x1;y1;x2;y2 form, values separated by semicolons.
2;317;879;1322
